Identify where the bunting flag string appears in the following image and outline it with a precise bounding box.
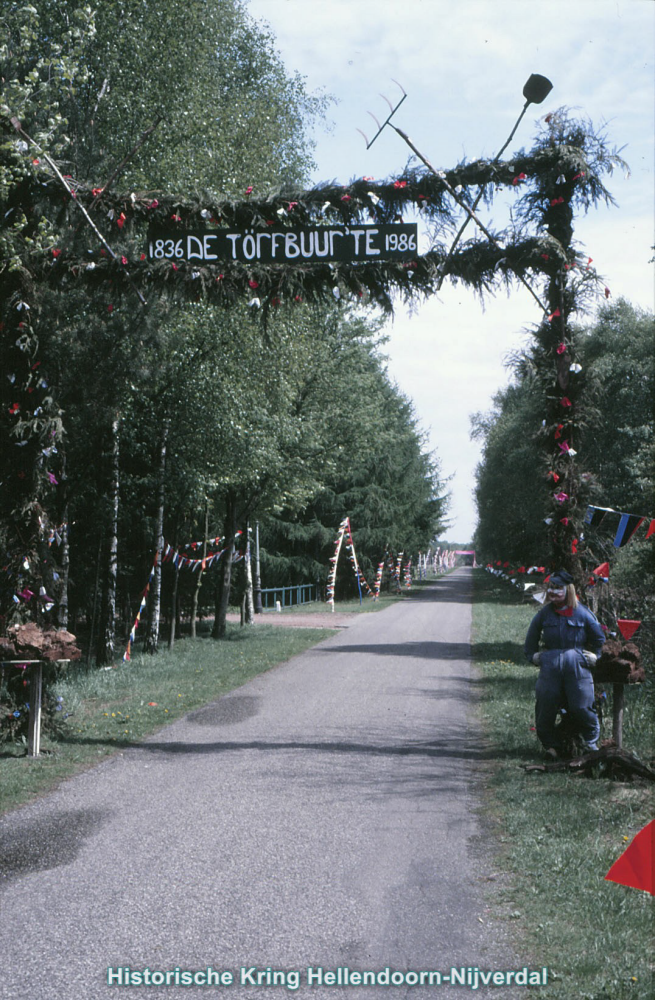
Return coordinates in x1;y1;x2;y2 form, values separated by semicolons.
394;553;404;593
326;517;349;611
373;560;385;601
584;505;653;547
123;555;157;662
344;518;373;599
403;559;412;590
161;530;244;573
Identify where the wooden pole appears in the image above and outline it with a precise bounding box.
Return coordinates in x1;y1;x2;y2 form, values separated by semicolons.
612;683;624;749
28;661;43;758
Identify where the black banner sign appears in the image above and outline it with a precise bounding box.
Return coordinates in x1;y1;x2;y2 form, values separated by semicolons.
146;224;418;265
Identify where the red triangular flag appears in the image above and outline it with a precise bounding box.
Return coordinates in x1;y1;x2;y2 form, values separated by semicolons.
616;619;641;640
646;519;655;540
605;820;654;895
592;561;610;579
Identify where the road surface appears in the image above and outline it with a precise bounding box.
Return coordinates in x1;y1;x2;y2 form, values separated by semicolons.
0;569;526;999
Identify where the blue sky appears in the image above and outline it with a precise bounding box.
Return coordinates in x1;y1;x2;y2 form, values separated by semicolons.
247;0;654;542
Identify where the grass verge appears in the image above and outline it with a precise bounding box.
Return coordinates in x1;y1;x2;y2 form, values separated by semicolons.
0;623;335;818
472;569;654;1000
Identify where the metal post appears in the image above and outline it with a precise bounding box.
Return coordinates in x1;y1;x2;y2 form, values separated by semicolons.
254;521;263;614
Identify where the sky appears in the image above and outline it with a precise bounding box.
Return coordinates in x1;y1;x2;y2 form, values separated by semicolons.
246;0;654;543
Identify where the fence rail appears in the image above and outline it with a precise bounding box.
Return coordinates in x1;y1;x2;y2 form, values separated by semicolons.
260;584;317;609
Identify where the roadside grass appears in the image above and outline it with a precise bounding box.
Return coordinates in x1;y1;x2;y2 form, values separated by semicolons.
0;623;335;817
472;570;654;1000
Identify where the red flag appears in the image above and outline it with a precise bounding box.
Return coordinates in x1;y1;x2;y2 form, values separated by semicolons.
616;620;641;641
592;561;610;579
605;821;654;895
646;519;655;540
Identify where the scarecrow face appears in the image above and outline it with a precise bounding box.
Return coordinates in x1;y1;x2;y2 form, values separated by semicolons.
547;584;567;604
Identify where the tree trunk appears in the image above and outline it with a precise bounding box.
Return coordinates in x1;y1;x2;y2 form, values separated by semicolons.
190;499;209;639
55;448;70;630
244;525;254;624
96;414;120;665
144;420;169;654
212;497;236;639
168;523;181;650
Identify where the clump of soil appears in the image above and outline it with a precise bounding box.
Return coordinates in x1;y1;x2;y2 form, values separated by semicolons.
593;640;644;684
0;623;81;662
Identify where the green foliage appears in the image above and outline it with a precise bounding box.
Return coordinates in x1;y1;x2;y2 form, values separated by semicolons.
473;299;654;630
471;379;549;565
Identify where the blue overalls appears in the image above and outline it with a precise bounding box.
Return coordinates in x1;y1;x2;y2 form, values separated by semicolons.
524;603;605;750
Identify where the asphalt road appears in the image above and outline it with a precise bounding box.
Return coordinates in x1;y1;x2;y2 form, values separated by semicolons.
0;569;523;999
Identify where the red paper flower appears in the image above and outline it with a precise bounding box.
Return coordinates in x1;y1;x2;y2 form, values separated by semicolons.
171;213;182;222
554;424;564;439
92;187;104;197
140;253;146;261
550;196;565;206
51;249;62;258
171;263;179;271
9;403;19;414
341;194;352;202
548;309;561;323
393;180;407;189
540;253;550;261
121;256;128;265
32;158;40;165
604;287;611;298
554;492;569;503
560;517;569;525
245;186;254;195
571;538;579;554
556;341;566;354
107;304;114;313
117;212;126;229
560;397;572;407
248;280;259;289
147;199;159;210
548;470;560;483
294;295;303;302
512;173;527;186
572;171;585;181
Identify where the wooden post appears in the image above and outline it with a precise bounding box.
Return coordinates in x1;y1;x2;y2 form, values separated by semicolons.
28;661;43;758
612;683;625;749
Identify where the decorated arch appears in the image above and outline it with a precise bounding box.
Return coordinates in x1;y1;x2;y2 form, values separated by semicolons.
2;93;626;626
